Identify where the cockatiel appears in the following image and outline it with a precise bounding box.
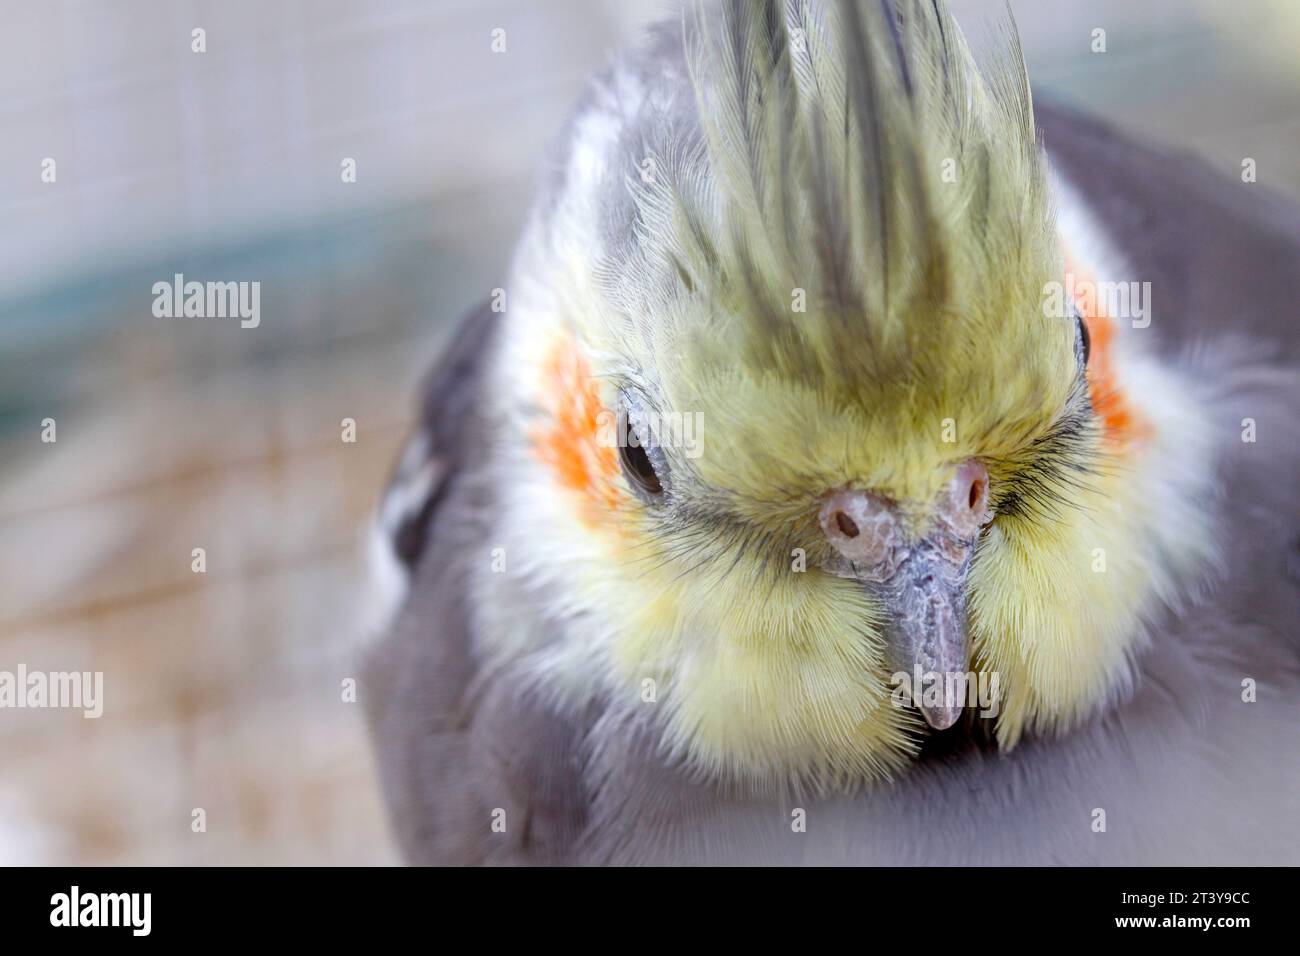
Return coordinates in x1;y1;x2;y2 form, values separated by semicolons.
364;0;1300;865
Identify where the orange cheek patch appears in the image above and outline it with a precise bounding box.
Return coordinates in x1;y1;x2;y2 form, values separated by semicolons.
1065;261;1149;446
531;333;623;519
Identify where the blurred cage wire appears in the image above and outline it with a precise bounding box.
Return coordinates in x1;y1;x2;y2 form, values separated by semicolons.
0;0;1296;864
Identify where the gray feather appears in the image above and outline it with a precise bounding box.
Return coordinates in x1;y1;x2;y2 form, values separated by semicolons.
364;24;1300;867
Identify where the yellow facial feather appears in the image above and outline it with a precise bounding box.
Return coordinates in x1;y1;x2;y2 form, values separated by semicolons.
479;0;1219;789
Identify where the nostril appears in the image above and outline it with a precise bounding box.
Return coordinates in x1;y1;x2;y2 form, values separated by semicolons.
968;479;985;511
834;511;860;539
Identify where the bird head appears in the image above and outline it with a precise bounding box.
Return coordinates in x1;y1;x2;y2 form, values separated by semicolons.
480;0;1217;789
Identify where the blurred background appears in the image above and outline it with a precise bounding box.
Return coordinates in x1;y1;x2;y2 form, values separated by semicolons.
1;0;1297;865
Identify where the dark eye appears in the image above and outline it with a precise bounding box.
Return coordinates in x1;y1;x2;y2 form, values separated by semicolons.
1075;311;1091;367
619;415;663;495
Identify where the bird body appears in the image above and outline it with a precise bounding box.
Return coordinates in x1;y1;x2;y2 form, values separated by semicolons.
364;1;1300;865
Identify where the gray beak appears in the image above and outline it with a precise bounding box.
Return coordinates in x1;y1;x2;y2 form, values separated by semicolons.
876;541;973;729
819;460;991;730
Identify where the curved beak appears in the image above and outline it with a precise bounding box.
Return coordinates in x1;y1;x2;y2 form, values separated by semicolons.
819;460;991;730
877;541;974;729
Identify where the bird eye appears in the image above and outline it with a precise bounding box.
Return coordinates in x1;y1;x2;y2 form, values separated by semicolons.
618;410;664;497
1075;311;1091;368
